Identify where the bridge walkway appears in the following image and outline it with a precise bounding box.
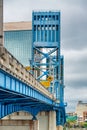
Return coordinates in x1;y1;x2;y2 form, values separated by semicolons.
0;47;62;119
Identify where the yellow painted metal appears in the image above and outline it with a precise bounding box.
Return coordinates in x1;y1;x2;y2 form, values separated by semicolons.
40;80;50;88
47;76;53;82
25;66;40;71
25;66;31;71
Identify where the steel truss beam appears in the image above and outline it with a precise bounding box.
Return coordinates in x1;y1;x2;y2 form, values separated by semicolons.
0;69;54;104
0;68;61;119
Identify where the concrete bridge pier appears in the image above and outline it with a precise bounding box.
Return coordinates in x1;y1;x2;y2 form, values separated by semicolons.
0;120;39;130
0;111;64;130
30;120;39;130
48;111;63;130
0;0;3;46
48;111;56;130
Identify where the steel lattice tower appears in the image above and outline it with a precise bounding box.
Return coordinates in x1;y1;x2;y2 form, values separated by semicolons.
31;11;66;125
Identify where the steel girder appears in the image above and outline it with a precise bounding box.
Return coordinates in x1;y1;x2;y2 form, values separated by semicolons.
0;69;53;104
0;68;60;118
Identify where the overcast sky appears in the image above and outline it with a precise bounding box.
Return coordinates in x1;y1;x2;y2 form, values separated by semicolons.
3;0;87;112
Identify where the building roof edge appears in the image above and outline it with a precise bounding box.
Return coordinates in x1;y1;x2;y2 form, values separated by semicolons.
3;21;32;31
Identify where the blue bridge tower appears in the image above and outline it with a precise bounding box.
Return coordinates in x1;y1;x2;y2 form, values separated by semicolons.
31;11;66;126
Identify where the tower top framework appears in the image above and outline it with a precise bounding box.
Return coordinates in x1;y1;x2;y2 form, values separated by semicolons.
32;11;60;48
32;10;63;99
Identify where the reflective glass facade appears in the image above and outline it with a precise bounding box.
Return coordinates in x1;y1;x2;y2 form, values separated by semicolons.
4;30;32;66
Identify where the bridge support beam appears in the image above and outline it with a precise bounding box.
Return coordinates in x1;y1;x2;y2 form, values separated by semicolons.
56;126;63;130
48;111;56;130
0;0;3;46
30;120;39;130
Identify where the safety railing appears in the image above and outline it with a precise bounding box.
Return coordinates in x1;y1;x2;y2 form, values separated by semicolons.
0;47;56;100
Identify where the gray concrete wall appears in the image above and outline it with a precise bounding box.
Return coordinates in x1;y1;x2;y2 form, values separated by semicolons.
1;112;48;130
38;116;48;130
0;0;3;46
0;111;63;130
0;120;39;130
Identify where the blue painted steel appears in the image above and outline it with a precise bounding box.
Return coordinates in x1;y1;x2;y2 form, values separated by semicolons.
56;107;66;126
0;68;60;119
31;11;66;126
0;69;54;104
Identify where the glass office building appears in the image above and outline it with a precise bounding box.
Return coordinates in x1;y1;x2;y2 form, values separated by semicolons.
4;22;32;66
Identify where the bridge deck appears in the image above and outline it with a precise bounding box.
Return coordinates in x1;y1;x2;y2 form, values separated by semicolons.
0;47;55;100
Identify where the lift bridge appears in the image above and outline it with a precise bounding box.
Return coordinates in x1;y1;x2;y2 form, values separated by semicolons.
0;4;66;128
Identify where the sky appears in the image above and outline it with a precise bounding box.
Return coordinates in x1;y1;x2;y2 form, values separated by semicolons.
3;0;87;112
